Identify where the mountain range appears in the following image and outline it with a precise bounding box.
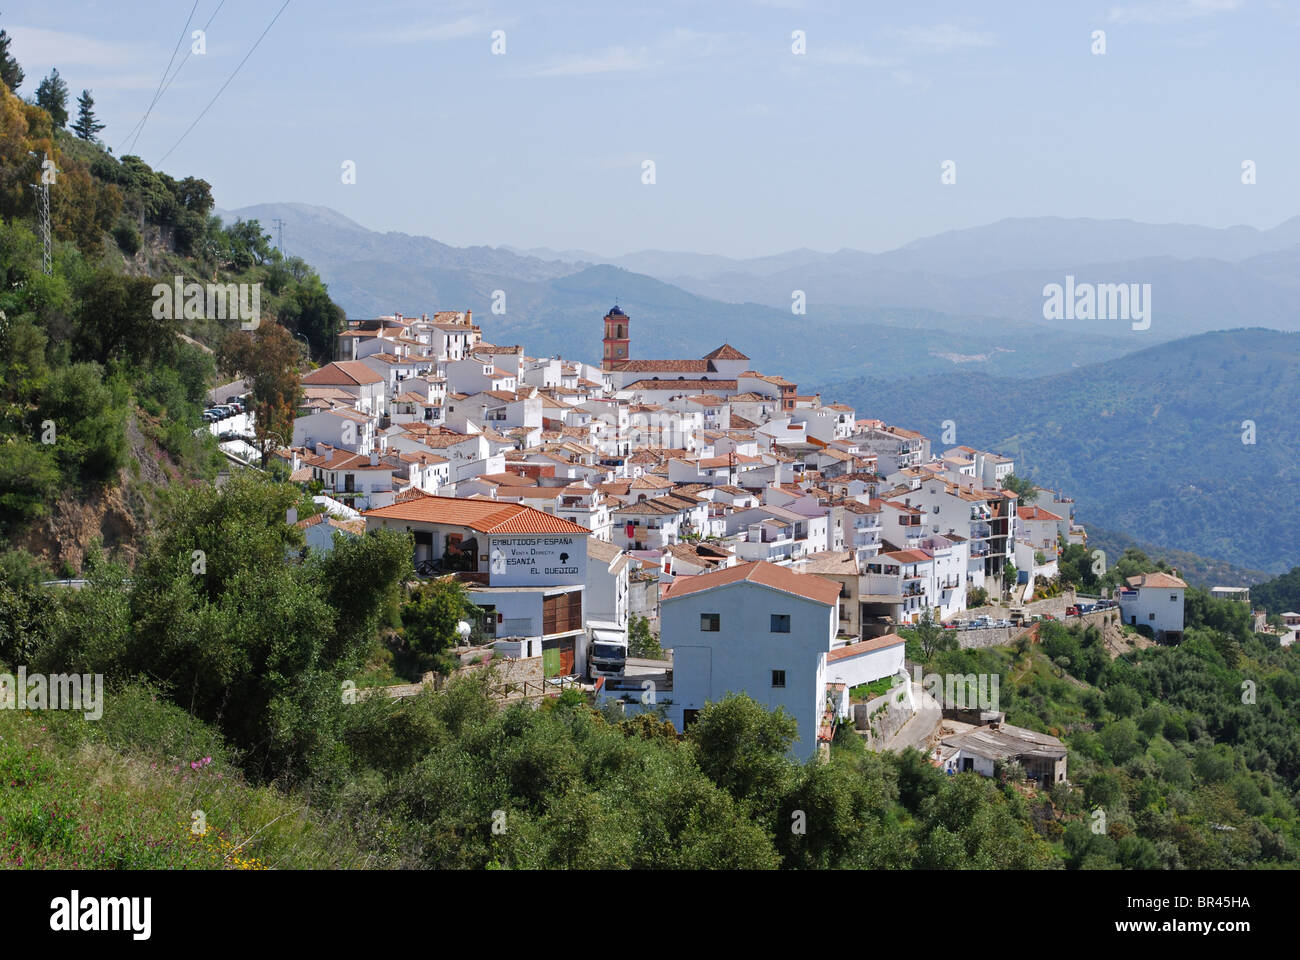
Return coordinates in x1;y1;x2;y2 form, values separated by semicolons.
216;203;1135;385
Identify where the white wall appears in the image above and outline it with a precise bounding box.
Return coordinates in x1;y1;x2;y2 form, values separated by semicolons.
662;581;835;760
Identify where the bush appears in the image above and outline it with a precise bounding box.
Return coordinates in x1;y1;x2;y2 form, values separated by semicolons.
112;218;141;255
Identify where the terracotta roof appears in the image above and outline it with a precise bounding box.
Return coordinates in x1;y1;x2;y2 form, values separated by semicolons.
1018;505;1063;522
740;371;795;386
797;550;859;576
302;361;384;386
587;538;625;565
625;379;737;392
477;472;539;488
661;560;840;606
702;343;750;361
609;359;713;373
1126;572;1187;589
882;549;931;564
827;634;906;661
363;495;590;534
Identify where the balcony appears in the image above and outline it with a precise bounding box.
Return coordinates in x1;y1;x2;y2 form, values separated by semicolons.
862;572;902;595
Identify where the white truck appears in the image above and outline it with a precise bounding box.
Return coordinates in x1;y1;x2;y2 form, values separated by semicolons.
588;625;629;680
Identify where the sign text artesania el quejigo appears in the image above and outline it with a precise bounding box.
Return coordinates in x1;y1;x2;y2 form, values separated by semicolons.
489;535;587;586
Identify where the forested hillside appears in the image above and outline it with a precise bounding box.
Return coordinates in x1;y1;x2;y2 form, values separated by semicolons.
1253;568;1300;617
820;328;1300;574
0;71;342;571
3;474;1297;869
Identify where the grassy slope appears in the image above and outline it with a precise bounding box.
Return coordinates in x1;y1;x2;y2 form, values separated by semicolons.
0;682;368;869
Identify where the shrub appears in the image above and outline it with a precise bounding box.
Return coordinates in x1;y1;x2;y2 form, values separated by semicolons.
112;217;141;255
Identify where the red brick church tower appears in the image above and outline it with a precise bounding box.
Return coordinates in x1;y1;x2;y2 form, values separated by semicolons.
602;305;629;371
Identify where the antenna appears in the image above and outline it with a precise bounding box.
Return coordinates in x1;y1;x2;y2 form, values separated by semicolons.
272;217;285;257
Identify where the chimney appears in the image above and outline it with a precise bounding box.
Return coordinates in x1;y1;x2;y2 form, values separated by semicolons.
370;451;379;467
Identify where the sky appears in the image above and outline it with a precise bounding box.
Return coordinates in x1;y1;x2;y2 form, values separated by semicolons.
6;0;1298;258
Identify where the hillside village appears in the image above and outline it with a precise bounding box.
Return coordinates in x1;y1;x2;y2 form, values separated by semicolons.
203;302;1176;766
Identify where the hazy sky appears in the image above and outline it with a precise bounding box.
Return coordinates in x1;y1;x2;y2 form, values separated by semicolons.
7;0;1297;257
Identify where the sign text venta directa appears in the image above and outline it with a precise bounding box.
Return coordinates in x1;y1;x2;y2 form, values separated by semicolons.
489;535;586;586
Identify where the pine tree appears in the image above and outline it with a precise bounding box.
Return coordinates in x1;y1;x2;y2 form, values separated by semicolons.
35;66;68;127
0;20;23;92
72;89;104;140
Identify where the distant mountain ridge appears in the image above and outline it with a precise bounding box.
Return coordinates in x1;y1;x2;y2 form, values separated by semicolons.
214;203;1137;385
220;204;1300;343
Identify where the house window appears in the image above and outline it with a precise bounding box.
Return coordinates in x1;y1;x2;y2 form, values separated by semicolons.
700;613;720;632
770;614;791;633
1170;594;1178;601
771;670;786;688
1149;613;1156;621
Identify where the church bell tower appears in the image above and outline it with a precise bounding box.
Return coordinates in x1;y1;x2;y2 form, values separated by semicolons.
602;305;629;371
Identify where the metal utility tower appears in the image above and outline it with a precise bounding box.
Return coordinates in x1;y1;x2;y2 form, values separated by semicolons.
272;217;285;257
31;152;52;275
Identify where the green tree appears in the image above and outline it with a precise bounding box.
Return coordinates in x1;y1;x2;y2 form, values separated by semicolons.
914;606;952;660
1001;473;1038;504
72;268;175;368
1104;683;1141;718
689;693;799;820
401;577;478;658
121;472;411;778
0;22;23;92
34;67;68;127
278;273;344;360
71;89;103;140
627;613;662;659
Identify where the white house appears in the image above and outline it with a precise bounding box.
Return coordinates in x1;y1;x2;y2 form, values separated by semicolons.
301;361;388;417
655;560;842;760
292;408;375;454
362;494;591;675
1119;571;1187;642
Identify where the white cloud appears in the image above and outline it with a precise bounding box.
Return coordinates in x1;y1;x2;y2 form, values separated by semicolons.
895;23;996;51
8;26;138;69
366;15;515;44
525;46;650;78
1108;0;1243;24
813;46;898;68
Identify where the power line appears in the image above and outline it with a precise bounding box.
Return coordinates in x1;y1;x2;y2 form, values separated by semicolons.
117;0;198;156
157;0;292;166
119;0;228;155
